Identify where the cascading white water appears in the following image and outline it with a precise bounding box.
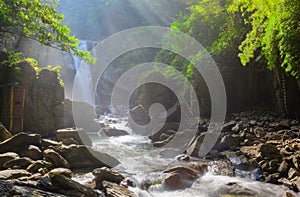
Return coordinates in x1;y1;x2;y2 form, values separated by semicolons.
69;40;94;104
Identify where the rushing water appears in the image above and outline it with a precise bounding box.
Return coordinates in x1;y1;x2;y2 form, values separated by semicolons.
75;115;298;197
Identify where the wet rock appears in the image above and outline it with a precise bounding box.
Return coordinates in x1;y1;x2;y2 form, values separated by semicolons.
43;149;70;169
93;167;124;190
163;166;199;180
128;104;150;125
186;133;206;157
51;145;120;171
27;160;52;173
48;168;73;178
0;169;31;180
63;99;101;133
102;128;129;137
50;174;99;197
217;182;258;196
0;132;41;154
0;152;19;169
163;173;183;189
3;157;34;169
103;181;136;197
265;173;281;184
56;128;92;146
149;122;179;143
0;123;12;142
20;145;42;160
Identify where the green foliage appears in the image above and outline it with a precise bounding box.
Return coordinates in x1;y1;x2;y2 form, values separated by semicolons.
229;0;300;78
160;0;299;79
0;51;22;87
0;0;95;64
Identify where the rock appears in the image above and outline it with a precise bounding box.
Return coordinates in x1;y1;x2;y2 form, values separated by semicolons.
258;143;280;158
175;154;190;162
220;134;242;149
292;155;300;169
278;160;290;176
3;157;34;169
21;65;65;137
0;180;66;197
128;105;150;125
0;169;31;180
186;133;206;157
163;166;199;180
50;174;99;197
149;122;179;143
254;127;266;138
221;121;236;133
41;139;61;149
27;160;52;173
265;173;281;184
288;168;300;180
60;138;80;145
20;145;42;160
92;167;124;190
0;132;41;154
63;99;101;133
48;168;73;178
103;181;136;197
0;152;19;169
163;173;183;189
51;145;120;171
217;182;258;196
43;149;70;169
102;128;129;137
56;128;92;146
0;123;12;142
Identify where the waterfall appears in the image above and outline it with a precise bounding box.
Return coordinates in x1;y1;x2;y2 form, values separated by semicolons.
69;40;94;105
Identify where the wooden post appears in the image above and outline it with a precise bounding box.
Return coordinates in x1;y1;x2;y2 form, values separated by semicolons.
0;87;25;134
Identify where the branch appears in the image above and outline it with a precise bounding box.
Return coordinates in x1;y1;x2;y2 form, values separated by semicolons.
0;28;69;52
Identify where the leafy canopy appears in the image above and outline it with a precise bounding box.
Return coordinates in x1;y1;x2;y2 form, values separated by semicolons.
0;0;95;64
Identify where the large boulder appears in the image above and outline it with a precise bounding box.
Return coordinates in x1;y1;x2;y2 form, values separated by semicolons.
93;167;124;190
0;180;66;197
3;157;34;169
0;152;19;169
51;145;120;171
50;174;99;197
0;123;12;142
149;122;179;143
102;128;129;137
43;149;70;169
19;145;42;160
103;181;136;197
0;132;41;154
56;128;92;146
20;63;64;137
0;169;31;180
63;99;101;133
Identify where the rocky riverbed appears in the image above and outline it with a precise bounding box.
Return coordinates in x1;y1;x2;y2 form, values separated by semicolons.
0;111;299;197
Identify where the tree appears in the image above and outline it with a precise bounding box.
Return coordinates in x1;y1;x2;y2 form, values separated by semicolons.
230;0;300;78
0;0;95;64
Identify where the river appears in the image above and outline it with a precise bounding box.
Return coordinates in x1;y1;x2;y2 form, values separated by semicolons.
74;115;297;197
